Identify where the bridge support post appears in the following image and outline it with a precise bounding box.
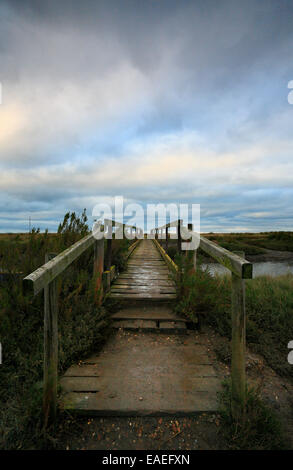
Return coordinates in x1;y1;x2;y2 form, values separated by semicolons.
231;267;246;420
185;223;197;272
43;253;58;427
177;219;182;253
166;226;168;251
94;239;104;305
105;225;112;272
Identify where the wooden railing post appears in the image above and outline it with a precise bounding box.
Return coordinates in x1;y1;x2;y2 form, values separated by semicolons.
43;253;58;427
177;219;182;253
93;239;104;305
105;232;112;272
105;238;112;271
166;226;169;251
185;223;197;272
231;247;246;419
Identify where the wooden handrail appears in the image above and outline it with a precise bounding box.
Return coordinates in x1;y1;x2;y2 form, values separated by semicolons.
152;219;253;418
23;218;142;426
152;219;182;230
180;227;252;279
23;233;97;295
154;223;252;279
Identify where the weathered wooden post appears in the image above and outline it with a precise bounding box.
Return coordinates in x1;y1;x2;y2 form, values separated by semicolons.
185;223;197;272
93;239;104;305
166;226;169;251
177;219;182;253
231;251;246;419
43;253;58;426
105;221;112;271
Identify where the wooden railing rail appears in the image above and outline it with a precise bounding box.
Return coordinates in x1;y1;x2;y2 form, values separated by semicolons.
152;220;253;419
23;219;143;425
151;219;183;252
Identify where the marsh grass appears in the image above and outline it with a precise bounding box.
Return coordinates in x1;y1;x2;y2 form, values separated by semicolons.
0;211;130;449
219;381;285;450
174;253;293;379
173;255;292;449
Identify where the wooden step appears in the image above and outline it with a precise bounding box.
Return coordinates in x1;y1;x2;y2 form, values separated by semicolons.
113;319;187;333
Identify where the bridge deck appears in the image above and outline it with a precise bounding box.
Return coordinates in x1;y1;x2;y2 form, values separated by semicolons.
60;330;221;415
109;239;177;302
59;238;221;415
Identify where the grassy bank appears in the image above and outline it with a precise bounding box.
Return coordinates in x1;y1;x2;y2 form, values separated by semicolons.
0;211;131;449
174;255;293;449
204;231;293;254
160;231;293;259
175;256;293;379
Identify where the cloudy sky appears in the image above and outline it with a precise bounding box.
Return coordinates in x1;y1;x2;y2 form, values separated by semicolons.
0;0;293;232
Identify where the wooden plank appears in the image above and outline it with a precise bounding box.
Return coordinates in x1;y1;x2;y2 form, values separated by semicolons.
127;262;166;267
127;266;169;270
61;375;220;393
43;253;58;426
113;280;174;286
105;238;112;271
112;311;187;322
111;287;176;293
126;269;169;274
61;391;219;415
231;272;246;418
177;219;182;253
118;274;172;280
110;293;176;299
111;283;176;290
93;239;104;305
64;364;104;377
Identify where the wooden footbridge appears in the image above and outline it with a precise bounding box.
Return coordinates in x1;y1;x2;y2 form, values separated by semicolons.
23;219;253;424
109;238;177;303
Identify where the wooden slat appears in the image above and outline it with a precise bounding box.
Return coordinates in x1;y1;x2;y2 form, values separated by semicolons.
118;274;172;280
114;279;174;286
110;293;176;299
43;253;58;425
111;287;176;293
